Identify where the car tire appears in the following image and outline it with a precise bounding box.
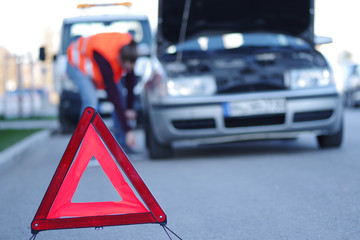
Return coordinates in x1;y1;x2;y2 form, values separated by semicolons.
317;122;343;148
58;91;81;133
144;116;172;159
346;93;354;108
59;106;77;133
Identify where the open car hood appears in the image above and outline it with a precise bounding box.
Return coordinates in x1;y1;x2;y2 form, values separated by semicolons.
158;0;315;51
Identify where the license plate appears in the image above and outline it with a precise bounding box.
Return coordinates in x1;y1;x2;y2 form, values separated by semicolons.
223;98;286;117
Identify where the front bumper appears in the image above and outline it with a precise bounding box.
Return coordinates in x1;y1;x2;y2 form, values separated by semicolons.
148;88;343;145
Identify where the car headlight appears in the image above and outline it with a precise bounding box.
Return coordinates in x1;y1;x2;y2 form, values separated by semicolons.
61;74;78;92
167;75;217;96
285;68;333;89
349;76;360;88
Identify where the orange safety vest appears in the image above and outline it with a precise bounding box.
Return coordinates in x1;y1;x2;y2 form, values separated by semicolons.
67;32;132;89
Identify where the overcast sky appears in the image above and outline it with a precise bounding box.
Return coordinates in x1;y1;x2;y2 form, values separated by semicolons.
0;0;158;57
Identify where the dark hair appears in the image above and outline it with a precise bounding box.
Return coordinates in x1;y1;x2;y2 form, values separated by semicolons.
119;40;138;63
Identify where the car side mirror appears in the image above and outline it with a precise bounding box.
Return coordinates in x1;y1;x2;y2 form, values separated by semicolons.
315;36;333;45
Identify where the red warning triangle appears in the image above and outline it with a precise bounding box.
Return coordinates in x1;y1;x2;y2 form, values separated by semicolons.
31;107;166;233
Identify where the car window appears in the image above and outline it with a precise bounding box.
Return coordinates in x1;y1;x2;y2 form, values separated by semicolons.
61;20;151;54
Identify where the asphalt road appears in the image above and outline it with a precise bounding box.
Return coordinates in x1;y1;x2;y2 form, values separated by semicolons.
1;109;360;240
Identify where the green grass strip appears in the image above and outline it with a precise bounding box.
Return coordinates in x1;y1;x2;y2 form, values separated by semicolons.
0;129;42;152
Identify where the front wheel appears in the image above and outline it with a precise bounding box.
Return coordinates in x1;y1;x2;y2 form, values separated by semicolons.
144;116;172;159
317;123;343;148
59;106;77;133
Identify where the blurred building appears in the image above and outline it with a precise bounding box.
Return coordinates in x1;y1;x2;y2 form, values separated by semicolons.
0;42;58;119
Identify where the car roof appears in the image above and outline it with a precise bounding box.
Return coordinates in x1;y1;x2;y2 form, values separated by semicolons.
63;14;149;24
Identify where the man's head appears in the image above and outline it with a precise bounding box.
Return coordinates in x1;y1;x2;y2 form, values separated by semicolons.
119;40;138;72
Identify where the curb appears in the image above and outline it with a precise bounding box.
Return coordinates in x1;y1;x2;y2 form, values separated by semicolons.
0;120;58;130
0;129;52;172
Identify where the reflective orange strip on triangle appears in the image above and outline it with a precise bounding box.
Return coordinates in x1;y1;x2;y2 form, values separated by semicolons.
31;107;166;233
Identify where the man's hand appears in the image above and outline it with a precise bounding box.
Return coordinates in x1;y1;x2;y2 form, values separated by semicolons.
125;130;136;148
125;109;137;120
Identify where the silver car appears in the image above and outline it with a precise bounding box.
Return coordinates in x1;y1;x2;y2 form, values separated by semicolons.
142;0;343;159
344;64;360;107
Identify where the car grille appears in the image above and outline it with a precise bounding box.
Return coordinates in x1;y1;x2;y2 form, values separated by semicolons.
216;73;286;93
172;119;216;130
171;110;332;131
293;110;333;122
224;114;285;128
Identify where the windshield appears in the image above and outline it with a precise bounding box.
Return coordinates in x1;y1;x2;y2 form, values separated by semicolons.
166;32;311;54
60;19;152;55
